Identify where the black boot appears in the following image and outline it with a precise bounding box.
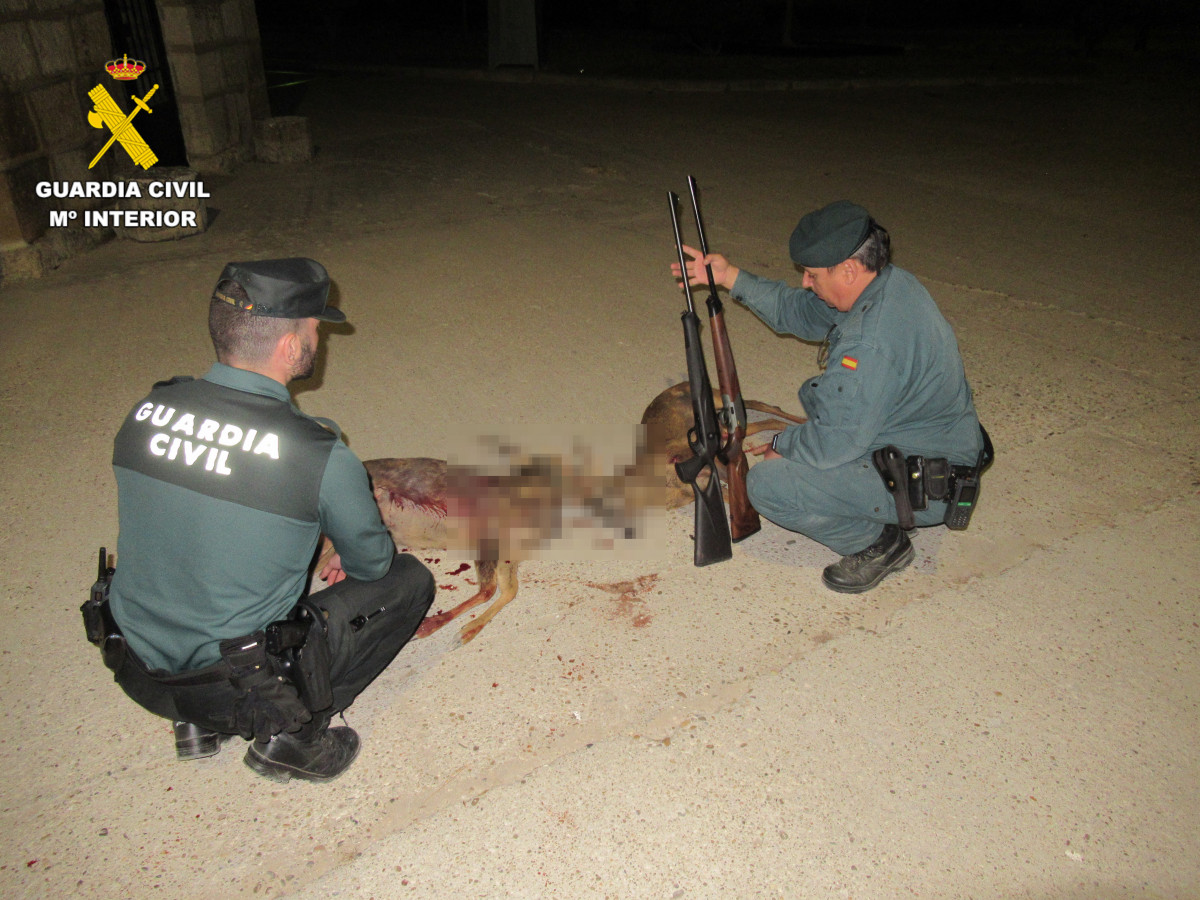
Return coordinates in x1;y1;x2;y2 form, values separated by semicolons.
243;726;360;783
173;721;234;761
821;524;915;593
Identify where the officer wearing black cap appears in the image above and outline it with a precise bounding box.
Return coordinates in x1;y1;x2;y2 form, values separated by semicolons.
676;201;983;592
106;258;435;781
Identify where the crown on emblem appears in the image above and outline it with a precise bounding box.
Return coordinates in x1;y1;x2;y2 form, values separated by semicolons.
105;54;146;80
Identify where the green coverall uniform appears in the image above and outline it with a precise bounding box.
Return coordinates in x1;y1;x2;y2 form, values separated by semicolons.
734;264;982;555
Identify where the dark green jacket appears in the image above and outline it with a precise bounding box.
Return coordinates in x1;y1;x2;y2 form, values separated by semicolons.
733;264;982;468
110;363;393;673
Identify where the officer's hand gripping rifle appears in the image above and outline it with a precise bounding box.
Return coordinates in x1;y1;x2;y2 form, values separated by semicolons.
669;191;733;566
687;175;761;542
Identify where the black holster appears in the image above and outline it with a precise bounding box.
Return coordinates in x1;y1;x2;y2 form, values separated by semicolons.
82;547;116;646
872;445;916;531
265;601;333;713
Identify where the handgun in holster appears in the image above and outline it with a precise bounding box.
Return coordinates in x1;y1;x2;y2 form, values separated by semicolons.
265;602;333;713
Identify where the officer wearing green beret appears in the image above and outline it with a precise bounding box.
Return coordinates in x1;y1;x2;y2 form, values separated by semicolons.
105;258;435;781
676;201;983;592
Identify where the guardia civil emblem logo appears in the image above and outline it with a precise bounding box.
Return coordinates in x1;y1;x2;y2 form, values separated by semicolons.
86;54;159;170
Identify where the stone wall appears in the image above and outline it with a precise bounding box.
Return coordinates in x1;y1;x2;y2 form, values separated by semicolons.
155;0;269;173
0;0;270;285
0;0;115;280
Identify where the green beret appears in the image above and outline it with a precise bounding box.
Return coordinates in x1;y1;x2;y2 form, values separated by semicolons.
212;257;345;322
788;200;872;267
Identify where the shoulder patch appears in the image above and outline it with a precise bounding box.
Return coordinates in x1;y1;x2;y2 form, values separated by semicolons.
840;356;859;370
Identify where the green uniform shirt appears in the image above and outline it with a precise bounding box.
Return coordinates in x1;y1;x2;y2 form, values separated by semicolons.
110;363;394;673
733;264;982;468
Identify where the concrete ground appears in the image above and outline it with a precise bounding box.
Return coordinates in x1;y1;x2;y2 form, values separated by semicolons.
1;37;1198;899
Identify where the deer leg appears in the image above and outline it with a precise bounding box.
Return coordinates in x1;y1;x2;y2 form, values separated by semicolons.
458;560;520;646
742;400;806;425
745;417;796;438
415;559;497;639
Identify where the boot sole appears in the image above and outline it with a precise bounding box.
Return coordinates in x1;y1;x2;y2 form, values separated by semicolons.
822;542;916;594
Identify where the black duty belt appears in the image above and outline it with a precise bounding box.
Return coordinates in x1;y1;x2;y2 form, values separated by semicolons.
81;594;236;685
81;548;331;711
873;425;994;532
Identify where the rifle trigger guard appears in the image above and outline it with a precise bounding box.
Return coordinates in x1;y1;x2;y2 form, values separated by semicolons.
710;403;737;453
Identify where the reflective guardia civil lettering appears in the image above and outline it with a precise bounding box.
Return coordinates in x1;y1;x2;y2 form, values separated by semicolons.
252;433;279;460
196;419;219;442
135;401;279;476
205;447;232;474
182;441;206;466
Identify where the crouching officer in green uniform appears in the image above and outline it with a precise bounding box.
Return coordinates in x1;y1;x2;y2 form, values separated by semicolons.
99;258;435;782
676;201;989;592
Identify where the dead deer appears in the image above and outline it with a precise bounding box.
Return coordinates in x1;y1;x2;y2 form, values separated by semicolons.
331;381;804;646
642;380;805;508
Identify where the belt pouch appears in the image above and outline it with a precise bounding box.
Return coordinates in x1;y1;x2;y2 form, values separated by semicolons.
923;458;951;501
82;599;107;645
906;456;928;511
219;632;273;690
101;633;127;672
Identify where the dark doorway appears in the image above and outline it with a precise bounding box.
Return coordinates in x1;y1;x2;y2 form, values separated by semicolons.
101;0;189;167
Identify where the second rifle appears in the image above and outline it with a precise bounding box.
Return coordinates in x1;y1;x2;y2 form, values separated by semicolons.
687;175;761;542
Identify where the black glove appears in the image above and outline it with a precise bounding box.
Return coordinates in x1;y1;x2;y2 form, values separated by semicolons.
220;631;312;742
231;673;312;743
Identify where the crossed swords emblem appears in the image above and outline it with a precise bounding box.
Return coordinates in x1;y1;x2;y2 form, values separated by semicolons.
87;83;159;169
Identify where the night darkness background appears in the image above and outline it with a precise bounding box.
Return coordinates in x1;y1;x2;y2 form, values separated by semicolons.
253;0;1199;99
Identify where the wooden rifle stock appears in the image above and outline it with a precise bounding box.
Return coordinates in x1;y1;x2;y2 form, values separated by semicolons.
687;176;761;542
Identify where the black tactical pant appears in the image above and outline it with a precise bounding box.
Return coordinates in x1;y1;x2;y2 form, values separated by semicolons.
111;553;436;734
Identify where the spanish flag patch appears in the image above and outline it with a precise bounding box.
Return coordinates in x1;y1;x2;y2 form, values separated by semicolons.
841;356;859;370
